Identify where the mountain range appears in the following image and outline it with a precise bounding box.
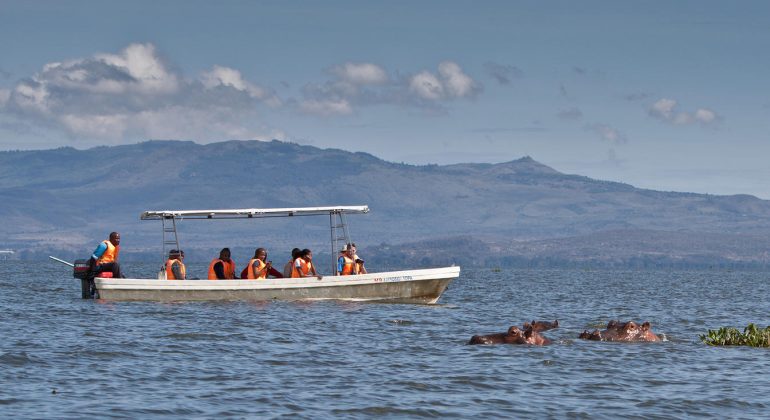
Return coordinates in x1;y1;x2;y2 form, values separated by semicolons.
2;140;770;269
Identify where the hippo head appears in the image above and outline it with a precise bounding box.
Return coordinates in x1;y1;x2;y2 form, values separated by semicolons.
527;319;559;332
595;320;660;342
579;329;602;340
637;321;659;341
617;320;659;341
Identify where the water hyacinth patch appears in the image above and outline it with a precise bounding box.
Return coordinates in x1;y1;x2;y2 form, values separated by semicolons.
700;323;770;347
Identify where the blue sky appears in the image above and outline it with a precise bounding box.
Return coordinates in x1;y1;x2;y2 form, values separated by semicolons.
1;1;769;197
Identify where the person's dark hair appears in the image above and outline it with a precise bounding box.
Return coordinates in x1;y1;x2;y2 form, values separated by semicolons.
169;249;180;257
220;248;231;258
110;232;120;240
254;247;266;258
291;248;301;259
301;248;312;258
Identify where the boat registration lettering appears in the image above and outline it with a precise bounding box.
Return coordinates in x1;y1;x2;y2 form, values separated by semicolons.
375;275;413;283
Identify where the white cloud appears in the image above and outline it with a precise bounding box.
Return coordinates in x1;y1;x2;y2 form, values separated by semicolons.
409;61;479;101
409;71;445;100
93;43;179;94
59;113;129;140
299;60;479;115
438;61;476;97
333;62;388;85
650;98;720;126
12;81;50;113
695;108;717;123
300;99;353;116
650;98;677;120
2;43;283;144
131;106;278;141
200;65;280;106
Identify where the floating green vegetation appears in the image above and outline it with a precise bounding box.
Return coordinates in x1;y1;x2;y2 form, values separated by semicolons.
700;323;770;347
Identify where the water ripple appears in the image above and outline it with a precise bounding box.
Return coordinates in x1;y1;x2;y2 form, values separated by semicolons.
2;263;770;417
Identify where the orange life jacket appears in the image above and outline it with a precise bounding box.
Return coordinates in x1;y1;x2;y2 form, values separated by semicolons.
291;258;310;278
207;258;236;280
97;240;119;265
339;255;356;275
247;258;267;279
165;259;186;280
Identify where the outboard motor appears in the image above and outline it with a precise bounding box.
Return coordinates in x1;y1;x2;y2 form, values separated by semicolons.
73;259;97;299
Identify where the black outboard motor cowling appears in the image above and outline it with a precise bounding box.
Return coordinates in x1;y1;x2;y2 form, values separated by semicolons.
73;258;96;299
73;259;90;280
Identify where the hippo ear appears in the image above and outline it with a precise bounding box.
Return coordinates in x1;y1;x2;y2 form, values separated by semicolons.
607;320;618;328
553;320;559;327
642;321;651;330
522;322;531;330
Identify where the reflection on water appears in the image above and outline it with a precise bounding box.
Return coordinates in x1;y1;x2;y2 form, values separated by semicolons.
1;262;770;417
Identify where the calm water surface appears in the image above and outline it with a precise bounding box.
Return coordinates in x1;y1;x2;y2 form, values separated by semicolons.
1;262;769;418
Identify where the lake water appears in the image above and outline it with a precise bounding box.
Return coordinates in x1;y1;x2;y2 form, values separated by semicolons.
1;261;769;418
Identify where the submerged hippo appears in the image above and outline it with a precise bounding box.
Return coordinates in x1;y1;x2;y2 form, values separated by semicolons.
469;323;553;346
524;319;559;332
579;320;661;342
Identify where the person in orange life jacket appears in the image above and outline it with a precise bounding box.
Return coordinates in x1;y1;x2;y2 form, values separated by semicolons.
337;244;357;275
239;248;283;279
165;249;186;280
292;248;321;279
283;248;301;278
208;248;237;279
349;242;367;274
244;248;272;279
90;231;123;278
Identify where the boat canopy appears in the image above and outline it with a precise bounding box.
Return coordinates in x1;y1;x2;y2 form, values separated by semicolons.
140;205;369;220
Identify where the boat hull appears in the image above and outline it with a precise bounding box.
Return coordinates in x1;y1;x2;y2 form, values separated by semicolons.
94;266;459;304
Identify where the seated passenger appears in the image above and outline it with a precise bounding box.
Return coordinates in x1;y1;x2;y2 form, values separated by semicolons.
284;248;301;278
208;248;237;279
337;244;357;276
349;242;367;274
90;231;123;278
292;248;321;279
165;249;186;280
245;248;271;279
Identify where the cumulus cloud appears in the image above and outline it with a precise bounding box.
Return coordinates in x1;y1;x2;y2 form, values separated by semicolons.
410;61;480;100
438;62;476;97
484;62;523;85
587;123;627;144
200;65;280;106
299;60;480;116
332;62;388;85
649;98;720;126
2;43;281;143
409;71;445;100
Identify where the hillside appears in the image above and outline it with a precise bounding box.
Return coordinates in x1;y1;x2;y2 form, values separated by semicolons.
2;140;770;268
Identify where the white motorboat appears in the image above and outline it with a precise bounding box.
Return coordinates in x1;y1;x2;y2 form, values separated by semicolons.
87;206;459;303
